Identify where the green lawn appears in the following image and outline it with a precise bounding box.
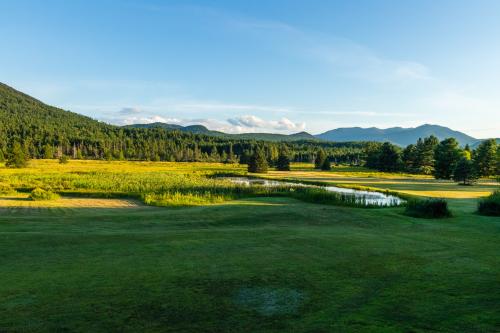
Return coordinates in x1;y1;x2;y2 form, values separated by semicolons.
1;197;499;332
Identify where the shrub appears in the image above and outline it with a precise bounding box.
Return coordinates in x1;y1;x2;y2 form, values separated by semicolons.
405;198;451;218
477;191;500;216
29;187;60;201
0;183;14;195
59;155;69;164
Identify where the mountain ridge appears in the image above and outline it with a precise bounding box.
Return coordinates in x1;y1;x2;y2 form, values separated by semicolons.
316;124;479;146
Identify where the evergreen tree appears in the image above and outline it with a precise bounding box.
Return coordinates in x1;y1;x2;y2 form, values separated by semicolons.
453;157;477;185
402;144;417;172
276;148;291;171
415;135;439;174
314;149;327;169
378;142;402;172
321;158;332;171
248;149;268;173
434;138;461;179
6;142;29;168
363;142;382;170
474;139;497;176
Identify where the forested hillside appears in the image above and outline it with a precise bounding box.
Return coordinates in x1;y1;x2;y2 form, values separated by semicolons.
0;83;365;163
125;123;317;142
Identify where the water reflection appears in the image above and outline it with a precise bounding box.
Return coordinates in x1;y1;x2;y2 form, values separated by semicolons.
224;177;404;206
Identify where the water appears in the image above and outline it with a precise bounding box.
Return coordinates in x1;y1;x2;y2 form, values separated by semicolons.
224;177;404;206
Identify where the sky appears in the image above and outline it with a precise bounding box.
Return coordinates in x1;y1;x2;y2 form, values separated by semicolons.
1;0;499;138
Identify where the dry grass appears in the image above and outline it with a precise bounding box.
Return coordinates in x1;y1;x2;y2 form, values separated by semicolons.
0;194;143;208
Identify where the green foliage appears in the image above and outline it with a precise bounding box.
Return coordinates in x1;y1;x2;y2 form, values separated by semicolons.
405;198;452;218
276;149;291;171
378;142;402;172
0;82;366;165
43;144;54;159
6;142;29;168
434;138;461;179
29;187;60;201
59;155;69;164
0;183;14;194
248;149;268;173
453;157;477;185
314;149;327;169
477;191;500;216
473;139;497;177
321;158;331;171
0;149;4;162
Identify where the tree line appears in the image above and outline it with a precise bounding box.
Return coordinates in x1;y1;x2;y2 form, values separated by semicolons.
362;136;499;183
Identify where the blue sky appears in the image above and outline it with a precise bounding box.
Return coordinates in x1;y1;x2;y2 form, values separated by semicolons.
1;0;499;138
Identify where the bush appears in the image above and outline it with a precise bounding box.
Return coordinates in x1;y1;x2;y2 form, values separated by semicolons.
29;187;60;201
0;183;14;195
405;198;451;218
59;155;69;164
477;191;500;216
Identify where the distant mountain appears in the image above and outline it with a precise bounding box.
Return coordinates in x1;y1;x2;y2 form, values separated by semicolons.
124;123;317;142
316;124;479;146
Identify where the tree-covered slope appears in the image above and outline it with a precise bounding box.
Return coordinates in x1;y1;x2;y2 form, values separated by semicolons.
125;122;317;142
0;82;364;163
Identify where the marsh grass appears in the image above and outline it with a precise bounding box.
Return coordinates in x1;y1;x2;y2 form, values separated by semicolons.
0;160;403;208
29;187;60;201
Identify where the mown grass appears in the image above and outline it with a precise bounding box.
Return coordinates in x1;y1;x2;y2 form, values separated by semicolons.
0;197;498;332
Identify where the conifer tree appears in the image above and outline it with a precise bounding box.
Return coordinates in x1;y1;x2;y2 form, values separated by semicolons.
314;149;327;169
474;139;497;176
248;149;268;173
321;158;332;171
276;148;291;171
434;138;461;179
6;142;29;168
453;157;477;185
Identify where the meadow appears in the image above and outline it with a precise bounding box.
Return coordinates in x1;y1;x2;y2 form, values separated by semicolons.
0;160;499;332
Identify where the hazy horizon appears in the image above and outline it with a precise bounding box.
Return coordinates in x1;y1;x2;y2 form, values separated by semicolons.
2;0;499;138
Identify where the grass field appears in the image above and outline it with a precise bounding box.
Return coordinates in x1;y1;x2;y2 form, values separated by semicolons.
0;161;499;332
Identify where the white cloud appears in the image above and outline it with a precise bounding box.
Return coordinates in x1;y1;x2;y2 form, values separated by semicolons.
227;115;305;131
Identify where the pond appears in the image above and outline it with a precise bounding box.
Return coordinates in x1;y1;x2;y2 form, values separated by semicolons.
224;177;404;206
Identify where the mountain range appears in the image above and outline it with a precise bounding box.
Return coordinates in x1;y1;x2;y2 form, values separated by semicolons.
1;82;494;146
126;122;483;146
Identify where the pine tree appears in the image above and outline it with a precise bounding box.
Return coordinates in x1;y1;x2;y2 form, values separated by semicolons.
276;148;291;171
378;142;402;172
314;149;326;169
434;138;461;179
6;142;29;168
248;149;268;173
415;135;439;174
474;139;497;177
321;158;331;171
453;157;477;185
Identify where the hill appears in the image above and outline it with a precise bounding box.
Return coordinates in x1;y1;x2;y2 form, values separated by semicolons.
125;123;317;142
316;124;479;146
0;82;361;163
